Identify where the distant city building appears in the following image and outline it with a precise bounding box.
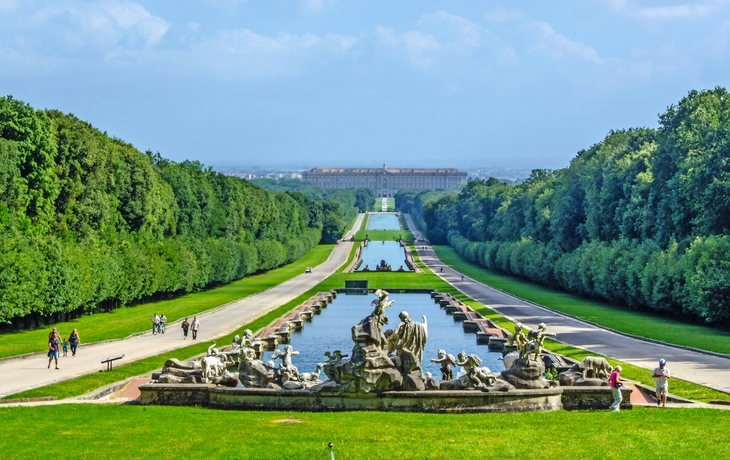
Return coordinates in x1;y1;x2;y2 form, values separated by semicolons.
301;165;468;197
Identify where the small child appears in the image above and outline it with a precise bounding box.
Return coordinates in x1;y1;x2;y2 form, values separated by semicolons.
62;338;69;357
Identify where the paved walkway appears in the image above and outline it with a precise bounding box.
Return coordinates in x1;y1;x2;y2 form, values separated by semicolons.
409;230;730;394
0;214;364;398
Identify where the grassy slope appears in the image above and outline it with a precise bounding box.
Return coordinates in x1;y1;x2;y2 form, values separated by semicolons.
1;405;728;459
0;245;334;359
371;197;395;211
434;245;730;356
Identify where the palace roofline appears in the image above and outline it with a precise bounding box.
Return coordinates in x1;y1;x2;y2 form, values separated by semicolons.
305;167;465;174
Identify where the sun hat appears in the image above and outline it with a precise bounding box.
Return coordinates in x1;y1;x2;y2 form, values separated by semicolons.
659;359;666;365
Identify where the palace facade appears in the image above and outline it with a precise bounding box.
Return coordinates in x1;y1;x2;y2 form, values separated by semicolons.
301;165;468;197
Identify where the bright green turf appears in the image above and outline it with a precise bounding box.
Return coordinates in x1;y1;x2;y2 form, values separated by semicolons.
372;197;395;211
0;245;334;359
434;245;730;356
0;405;728;459
355;229;413;242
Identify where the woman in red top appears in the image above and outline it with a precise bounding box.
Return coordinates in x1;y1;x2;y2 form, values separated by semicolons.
608;365;623;412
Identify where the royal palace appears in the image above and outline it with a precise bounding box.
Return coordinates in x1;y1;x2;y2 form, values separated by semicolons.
301;165;468;197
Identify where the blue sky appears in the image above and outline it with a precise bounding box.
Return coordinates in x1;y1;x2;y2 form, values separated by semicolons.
1;1;729;170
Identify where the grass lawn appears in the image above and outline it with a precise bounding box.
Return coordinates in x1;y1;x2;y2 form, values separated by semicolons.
372;197;395;211
355;229;413;242
434;245;730;356
0;245;334;360
1;405;728;459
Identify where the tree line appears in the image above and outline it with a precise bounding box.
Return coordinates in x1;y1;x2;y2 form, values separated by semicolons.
0;96;352;329
252;177;375;242
397;88;730;328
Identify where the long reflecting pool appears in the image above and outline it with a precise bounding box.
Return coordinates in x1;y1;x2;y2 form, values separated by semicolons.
358;241;410;271
367;213;401;230
264;293;505;376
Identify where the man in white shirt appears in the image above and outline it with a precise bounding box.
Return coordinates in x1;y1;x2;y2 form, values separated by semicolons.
191;316;200;340
652;359;671;407
151;313;160;334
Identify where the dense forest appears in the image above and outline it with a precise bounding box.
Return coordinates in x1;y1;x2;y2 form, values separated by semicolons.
251;177;375;241
398;88;730;327
0;97;354;329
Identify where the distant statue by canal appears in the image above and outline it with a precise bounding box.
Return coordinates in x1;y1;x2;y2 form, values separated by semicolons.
376;259;392;271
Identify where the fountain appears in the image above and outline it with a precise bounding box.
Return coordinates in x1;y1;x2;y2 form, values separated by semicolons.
140;289;632;412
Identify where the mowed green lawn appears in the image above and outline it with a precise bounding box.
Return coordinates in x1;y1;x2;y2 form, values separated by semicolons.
1;405;728;459
372;197;395;211
434;246;730;356
0;245;335;359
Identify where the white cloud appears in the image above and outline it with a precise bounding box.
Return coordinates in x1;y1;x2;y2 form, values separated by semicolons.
420;11;481;47
28;0;170;55
605;0;728;20
376;26;439;54
531;22;603;64
401;30;440;53
181;28;358;77
326;33;357;50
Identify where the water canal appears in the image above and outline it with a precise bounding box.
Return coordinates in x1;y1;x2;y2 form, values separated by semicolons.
367;213;401;231
358;241;410;271
264;293;505;377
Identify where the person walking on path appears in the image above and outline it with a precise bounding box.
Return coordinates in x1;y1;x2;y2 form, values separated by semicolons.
151;313;160;334
181;318;190;340
653;359;671;407
48;327;59;340
159;314;167;334
191;317;200;340
62;338;69;357
69;329;80;356
608;365;623;412
47;334;60;369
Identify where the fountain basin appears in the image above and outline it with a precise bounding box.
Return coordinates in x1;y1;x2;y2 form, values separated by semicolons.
139;384;565;413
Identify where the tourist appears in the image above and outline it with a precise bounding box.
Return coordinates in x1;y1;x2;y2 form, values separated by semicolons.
181;317;190;340
653;359;671;407
608;365;623;412
69;329;80;356
48;327;59;340
151;313;160;334
47;333;60;370
62;337;69;357
191;316;200;340
159;314;167;334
